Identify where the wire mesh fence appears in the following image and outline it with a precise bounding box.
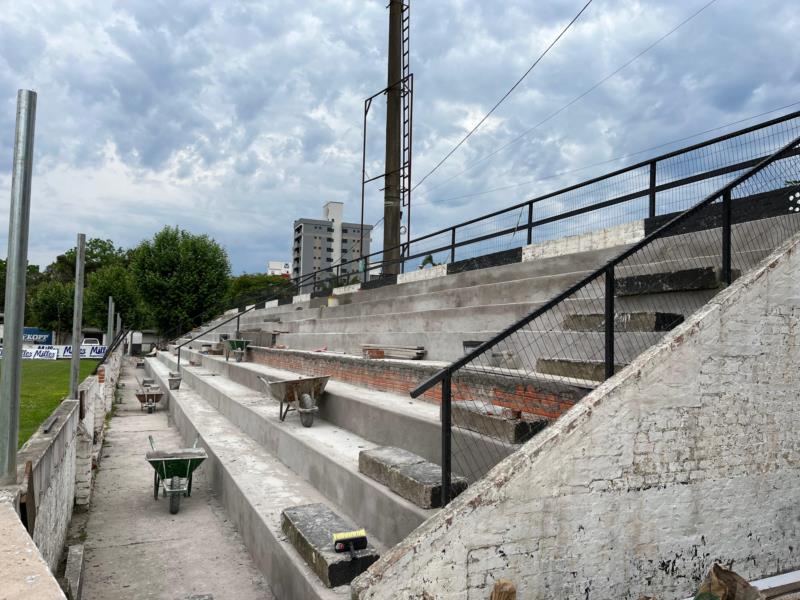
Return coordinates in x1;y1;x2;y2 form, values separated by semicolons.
240;110;800;302
412;133;800;505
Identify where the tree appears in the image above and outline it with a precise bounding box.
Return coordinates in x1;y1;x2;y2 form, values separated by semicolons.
28;281;74;343
84;264;148;330
45;238;126;282
226;273;294;307
130;226;231;335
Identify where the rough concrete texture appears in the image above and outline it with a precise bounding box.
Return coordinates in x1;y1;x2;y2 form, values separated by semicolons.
536;357;625;381
16;399;79;571
281;504;379;588
359;447;467;509
146;357;357;600
452;401;550;444
0;500;66;599
351;231;800;599
616;266;728;296
397;263;447;285
523;220;644;261
81;359;270;600
562;311;684;332
64;544;83;600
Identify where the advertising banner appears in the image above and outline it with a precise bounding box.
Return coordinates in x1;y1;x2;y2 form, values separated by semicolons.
22;327;53;345
0;345;108;359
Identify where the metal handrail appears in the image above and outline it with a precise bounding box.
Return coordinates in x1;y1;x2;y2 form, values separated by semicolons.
92;327;129;375
411;132;800;398
284;110;800;295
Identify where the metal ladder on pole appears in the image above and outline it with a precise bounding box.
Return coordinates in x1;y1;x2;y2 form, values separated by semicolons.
400;0;414;254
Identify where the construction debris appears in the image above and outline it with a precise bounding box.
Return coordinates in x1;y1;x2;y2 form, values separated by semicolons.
361;344;426;360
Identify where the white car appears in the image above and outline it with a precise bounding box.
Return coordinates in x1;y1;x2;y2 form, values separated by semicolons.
81;338;101;346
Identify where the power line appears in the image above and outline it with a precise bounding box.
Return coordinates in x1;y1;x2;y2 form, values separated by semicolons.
411;0;594;191
416;0;721;197
430;100;800;205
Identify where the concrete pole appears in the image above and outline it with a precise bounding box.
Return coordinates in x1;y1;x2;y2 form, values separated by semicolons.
69;234;86;400
116;313;122;340
382;0;403;275
106;296;114;345
0;90;37;485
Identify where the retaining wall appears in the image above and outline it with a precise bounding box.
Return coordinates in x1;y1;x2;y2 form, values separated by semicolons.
352;233;800;598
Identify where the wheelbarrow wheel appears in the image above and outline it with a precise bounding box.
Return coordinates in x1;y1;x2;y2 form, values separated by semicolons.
169;476;181;514
299;393;315;428
153;471;159;500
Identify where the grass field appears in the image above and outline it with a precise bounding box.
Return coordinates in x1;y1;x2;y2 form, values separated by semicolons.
3;360;99;448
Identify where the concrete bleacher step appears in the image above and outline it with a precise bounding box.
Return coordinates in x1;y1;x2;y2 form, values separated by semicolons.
536;358;624;382
616;266;734;296
156;351;434;546
562;311;684;332
452;401;551;444
145;356;371;599
359;447;468;509
281;504;380;588
174;347;522;481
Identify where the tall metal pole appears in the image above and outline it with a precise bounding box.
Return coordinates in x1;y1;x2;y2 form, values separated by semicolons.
0;90;37;485
69;234;86;400
382;0;403;276
106;296;114;345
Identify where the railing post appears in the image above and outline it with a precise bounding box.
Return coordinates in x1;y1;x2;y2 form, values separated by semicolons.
604;266;615;380
450;227;456;264
648;161;657;218
526;201;534;245
236;314;240;339
440;371;452;507
722;189;732;285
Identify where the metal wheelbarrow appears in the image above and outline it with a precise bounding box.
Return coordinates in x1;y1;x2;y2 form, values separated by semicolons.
259;375;329;427
136;386;164;413
145;436;206;514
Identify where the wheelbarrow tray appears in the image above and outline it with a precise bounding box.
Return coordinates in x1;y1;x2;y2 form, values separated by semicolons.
136;389;164;404
146;448;207;481
268;376;330;403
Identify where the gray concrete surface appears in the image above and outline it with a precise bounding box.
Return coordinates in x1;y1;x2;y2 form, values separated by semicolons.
80;359;271;600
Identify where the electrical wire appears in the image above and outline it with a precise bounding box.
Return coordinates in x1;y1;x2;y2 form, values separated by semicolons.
411;0;594;191
414;0;721;196
431;100;800;205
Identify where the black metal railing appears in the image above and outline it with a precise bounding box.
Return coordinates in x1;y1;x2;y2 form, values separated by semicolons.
276;109;800;297
411;132;800;506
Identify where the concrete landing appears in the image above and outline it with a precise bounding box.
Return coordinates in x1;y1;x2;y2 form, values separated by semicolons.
80;359;271;600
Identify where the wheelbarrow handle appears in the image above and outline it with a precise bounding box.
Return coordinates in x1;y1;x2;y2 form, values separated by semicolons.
148;435;156;452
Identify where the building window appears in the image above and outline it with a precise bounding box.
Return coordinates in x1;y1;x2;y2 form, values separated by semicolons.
327;227;334;232
327;237;334;242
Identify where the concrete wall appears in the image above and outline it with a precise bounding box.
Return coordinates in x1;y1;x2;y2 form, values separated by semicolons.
16;400;79;572
352;232;800;600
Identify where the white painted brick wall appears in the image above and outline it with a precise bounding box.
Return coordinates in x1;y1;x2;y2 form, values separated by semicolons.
353;233;800;600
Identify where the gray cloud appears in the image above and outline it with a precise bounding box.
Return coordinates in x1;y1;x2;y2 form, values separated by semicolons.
0;0;797;274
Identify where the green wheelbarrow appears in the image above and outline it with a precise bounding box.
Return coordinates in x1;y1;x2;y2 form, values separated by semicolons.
226;339;250;362
146;436;207;514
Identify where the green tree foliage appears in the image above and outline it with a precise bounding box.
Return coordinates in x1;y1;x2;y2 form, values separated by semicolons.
84;264;147;329
130;226;231;335
28;280;74;342
45;238;126;282
226;273;294;307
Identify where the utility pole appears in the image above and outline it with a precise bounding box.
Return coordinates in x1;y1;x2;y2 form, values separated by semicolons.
107;296;114;345
116;313;122;340
70;233;86;400
0;90;37;485
382;0;403;275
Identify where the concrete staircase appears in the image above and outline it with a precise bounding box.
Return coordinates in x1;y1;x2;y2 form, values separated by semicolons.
146;345;526;597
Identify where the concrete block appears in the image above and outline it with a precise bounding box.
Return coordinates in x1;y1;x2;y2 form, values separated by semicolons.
397;264;447;284
65;544;84;600
332;283;361;296
359;446;468;508
281;503;379;588
452;401;550;444
536;358;624;381
562;312;684;332
293;293;311;303
616;267;737;296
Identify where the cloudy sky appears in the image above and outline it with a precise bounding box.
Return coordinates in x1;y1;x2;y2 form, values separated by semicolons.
0;0;798;273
